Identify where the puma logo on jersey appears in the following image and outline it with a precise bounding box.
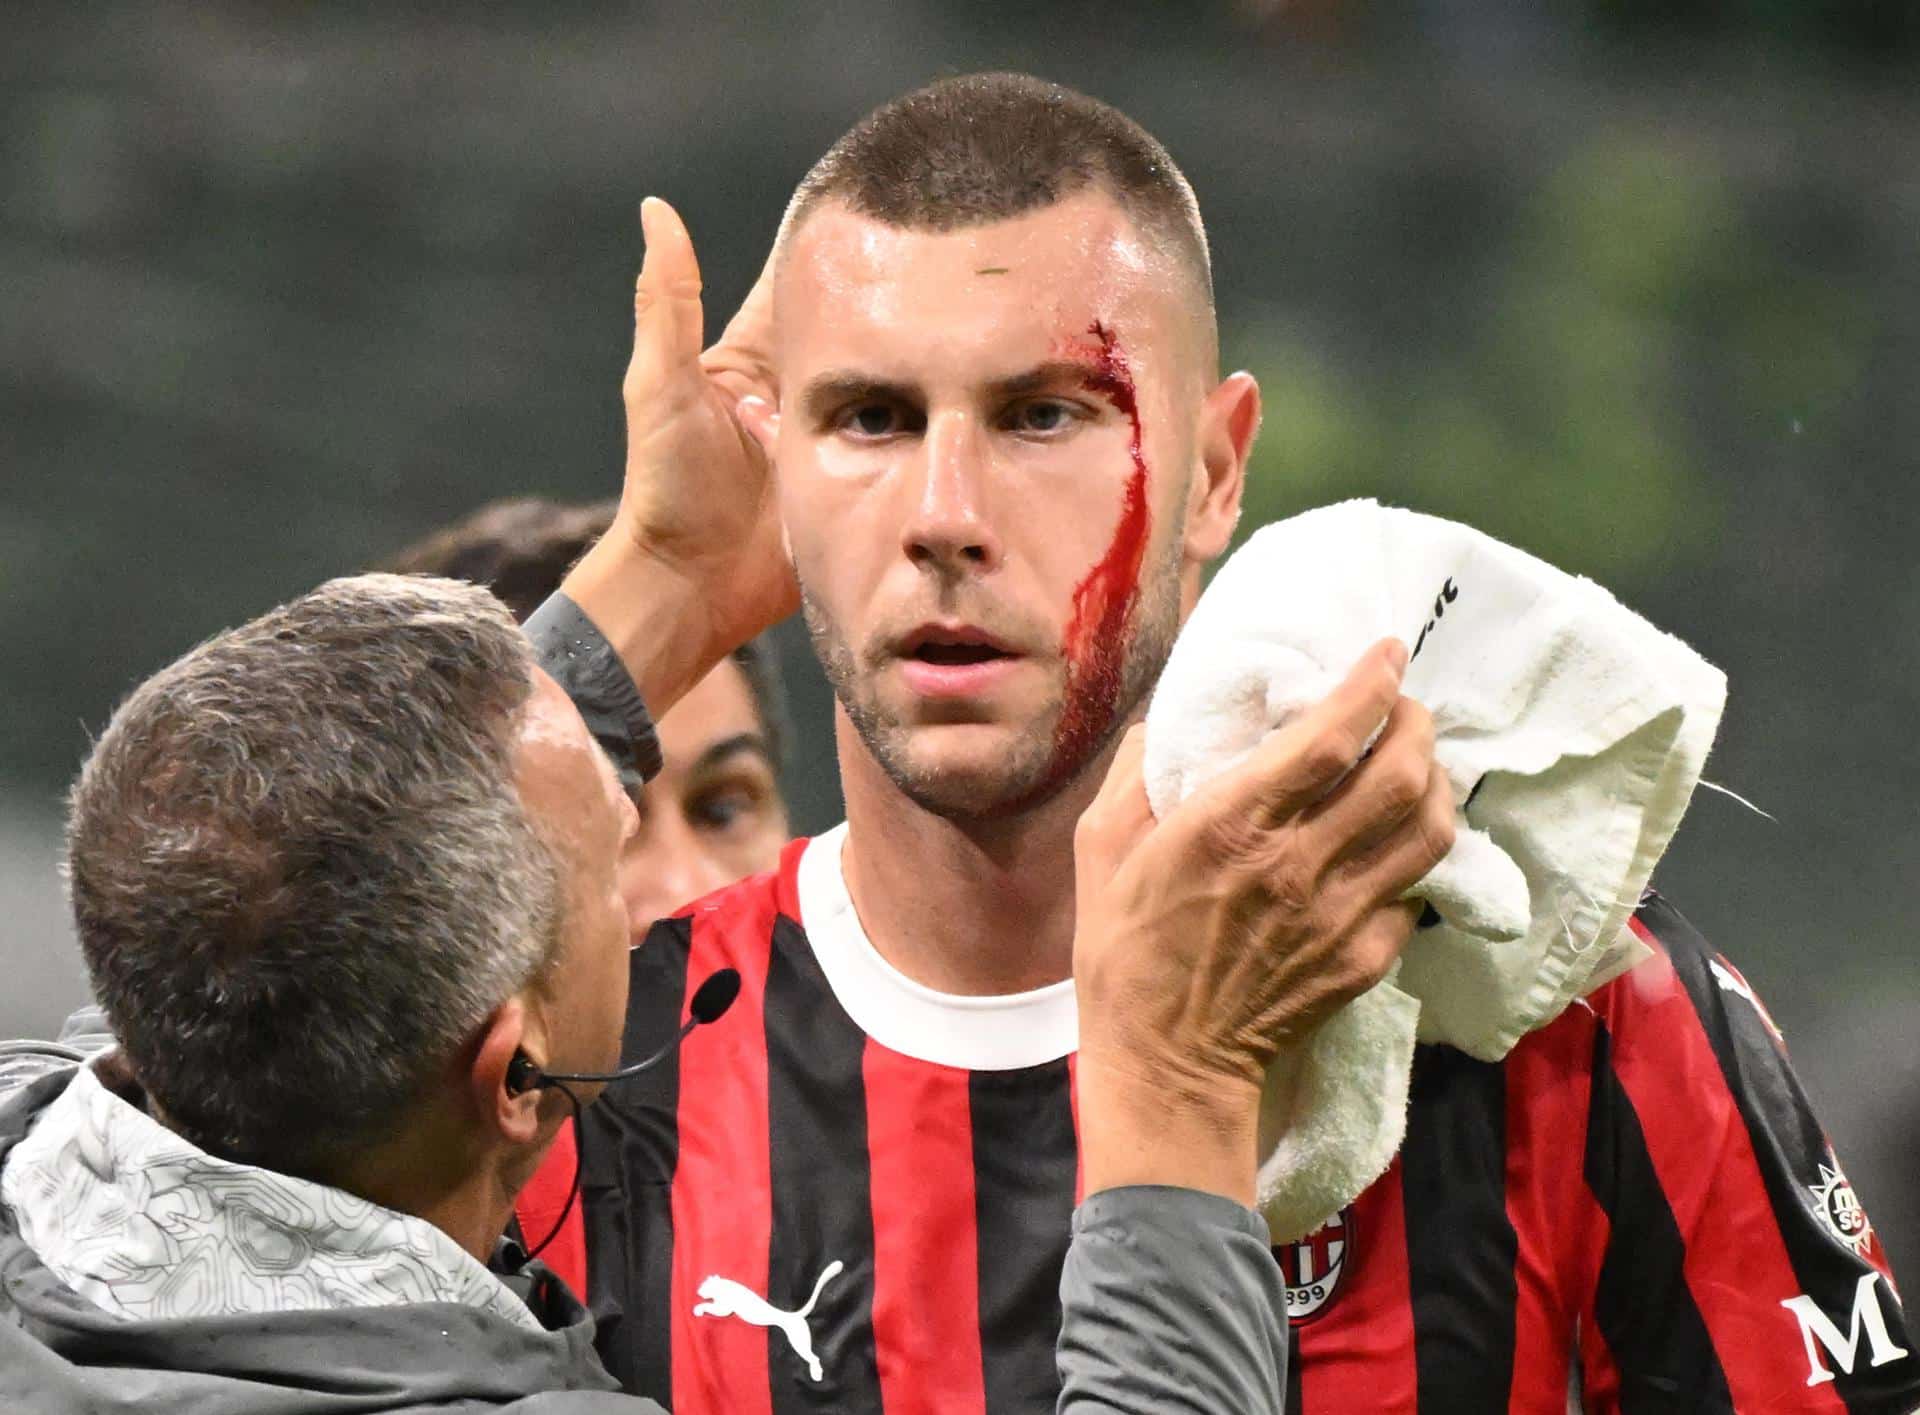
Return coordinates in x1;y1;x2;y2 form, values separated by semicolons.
693;1260;845;1382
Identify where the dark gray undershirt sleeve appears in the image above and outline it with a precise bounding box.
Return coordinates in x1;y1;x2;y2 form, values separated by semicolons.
1057;1186;1287;1415
524;592;664;793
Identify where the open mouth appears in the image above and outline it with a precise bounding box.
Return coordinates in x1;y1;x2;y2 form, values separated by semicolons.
911;641;1009;666
899;625;1019;666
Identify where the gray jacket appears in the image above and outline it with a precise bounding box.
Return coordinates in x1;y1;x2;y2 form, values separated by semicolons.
0;1053;1288;1413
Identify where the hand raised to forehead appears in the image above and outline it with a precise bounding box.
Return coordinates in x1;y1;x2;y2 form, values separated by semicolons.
617;197;796;656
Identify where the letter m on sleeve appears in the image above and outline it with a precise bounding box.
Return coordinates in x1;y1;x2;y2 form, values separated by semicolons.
1783;1274;1911;1389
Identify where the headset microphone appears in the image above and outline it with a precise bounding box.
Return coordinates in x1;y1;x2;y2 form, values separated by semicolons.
507;967;741;1267
515;967;740;1091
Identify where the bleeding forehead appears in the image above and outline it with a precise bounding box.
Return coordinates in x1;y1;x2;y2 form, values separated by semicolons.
776;195;1169;371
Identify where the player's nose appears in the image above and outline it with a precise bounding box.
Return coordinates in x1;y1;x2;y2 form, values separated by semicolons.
901;410;1001;577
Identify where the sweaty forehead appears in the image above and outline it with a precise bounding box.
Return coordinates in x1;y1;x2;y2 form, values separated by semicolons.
775;194;1193;372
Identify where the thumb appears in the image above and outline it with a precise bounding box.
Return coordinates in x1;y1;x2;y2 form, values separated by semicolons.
627;197;706;399
1093;723;1152;832
1077;724;1155;878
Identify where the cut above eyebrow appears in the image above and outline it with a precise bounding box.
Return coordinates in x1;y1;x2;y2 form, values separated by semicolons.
687;732;775;776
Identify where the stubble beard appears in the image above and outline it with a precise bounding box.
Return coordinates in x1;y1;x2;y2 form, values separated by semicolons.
800;538;1184;825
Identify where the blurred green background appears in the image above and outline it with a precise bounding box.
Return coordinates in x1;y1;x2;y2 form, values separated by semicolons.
3;1;1914;1282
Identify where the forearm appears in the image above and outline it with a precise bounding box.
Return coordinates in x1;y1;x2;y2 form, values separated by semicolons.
558;533;730;719
1056;1186;1287;1415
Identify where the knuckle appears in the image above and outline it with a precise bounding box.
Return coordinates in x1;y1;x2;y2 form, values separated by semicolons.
1301;732;1356;785
1205;811;1271;873
1343;924;1408;995
1422;797;1458;862
1265;859;1317;921
1332;954;1385;1002
1378;754;1426;816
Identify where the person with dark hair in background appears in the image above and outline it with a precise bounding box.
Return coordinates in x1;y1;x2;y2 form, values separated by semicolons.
383;497;794;1293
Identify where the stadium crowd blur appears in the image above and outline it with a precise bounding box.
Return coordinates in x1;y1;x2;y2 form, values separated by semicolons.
3;0;1914;1312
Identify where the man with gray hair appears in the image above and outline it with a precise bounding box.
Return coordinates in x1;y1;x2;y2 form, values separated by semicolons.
1;573;645;1411
0;344;1438;1406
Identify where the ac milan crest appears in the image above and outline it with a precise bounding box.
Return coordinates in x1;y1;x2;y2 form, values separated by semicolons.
1810;1159;1873;1257
1273;1206;1355;1324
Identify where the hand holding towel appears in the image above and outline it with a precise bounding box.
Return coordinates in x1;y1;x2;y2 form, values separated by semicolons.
1144;499;1724;1239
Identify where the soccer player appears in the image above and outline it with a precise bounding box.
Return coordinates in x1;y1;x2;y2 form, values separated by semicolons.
579;75;1916;1413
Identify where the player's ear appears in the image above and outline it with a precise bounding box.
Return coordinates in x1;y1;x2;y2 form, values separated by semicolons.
1185;370;1260;563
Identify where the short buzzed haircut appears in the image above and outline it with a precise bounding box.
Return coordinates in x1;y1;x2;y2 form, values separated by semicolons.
783;72;1214;312
67;575;562;1179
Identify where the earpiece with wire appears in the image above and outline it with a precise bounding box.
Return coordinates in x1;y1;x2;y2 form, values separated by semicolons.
505;968;741;1265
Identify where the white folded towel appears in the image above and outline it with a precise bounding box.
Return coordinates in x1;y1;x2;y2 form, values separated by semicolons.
1144;499;1725;1240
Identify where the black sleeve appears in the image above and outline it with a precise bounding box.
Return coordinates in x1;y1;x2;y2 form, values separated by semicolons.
524;592;664;793
1056;1186;1288;1415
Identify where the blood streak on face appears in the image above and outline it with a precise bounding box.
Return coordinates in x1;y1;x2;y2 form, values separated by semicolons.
1053;321;1152;767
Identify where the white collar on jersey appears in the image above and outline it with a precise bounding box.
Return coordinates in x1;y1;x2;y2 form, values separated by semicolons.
796;823;1079;1071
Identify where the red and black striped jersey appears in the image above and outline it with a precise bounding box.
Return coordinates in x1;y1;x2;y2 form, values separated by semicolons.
566;830;1916;1413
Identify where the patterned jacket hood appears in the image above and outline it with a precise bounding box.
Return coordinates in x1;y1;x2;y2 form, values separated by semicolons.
0;1065;662;1413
